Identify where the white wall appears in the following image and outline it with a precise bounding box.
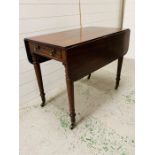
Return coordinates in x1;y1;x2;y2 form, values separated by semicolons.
123;0;135;58
19;0;128;106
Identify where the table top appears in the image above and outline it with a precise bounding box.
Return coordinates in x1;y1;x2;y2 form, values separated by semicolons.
26;27;122;48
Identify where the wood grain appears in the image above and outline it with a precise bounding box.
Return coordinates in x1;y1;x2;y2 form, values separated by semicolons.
24;27;130;129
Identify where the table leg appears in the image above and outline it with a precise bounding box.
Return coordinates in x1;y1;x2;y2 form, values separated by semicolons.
115;56;124;89
87;74;91;80
32;54;46;107
66;78;76;129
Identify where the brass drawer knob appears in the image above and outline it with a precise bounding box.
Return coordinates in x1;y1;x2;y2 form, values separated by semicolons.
33;45;40;52
49;49;55;56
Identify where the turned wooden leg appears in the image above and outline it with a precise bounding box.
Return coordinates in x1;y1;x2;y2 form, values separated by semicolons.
87;73;91;80
32;54;46;107
115;56;123;89
66;78;76;129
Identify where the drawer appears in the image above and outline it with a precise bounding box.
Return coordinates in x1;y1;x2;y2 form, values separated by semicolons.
29;43;62;61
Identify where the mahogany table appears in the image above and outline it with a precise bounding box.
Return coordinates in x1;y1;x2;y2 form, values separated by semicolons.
24;27;130;129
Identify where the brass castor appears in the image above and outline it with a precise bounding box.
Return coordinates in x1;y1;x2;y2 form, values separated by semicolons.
70;123;75;130
40;101;45;107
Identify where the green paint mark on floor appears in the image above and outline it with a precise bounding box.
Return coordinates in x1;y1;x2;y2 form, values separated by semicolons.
78;117;134;154
123;90;135;104
59;115;70;128
53;101;134;155
103;146;109;152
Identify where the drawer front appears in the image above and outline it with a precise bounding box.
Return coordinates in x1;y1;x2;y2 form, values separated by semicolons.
29;42;62;61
